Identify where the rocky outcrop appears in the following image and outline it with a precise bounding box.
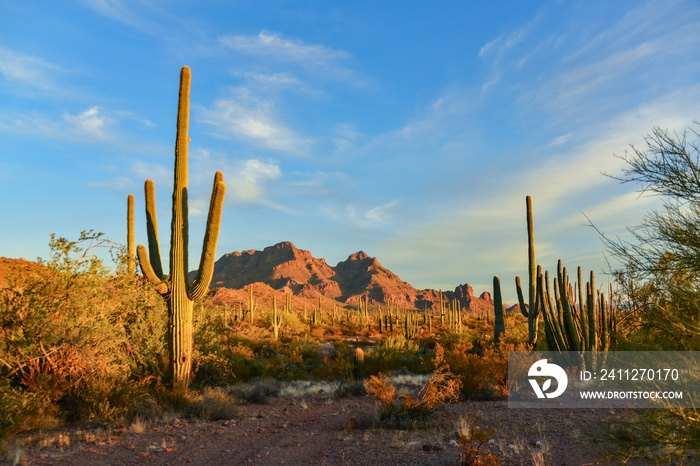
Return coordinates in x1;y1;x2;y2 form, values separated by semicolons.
204;241;493;311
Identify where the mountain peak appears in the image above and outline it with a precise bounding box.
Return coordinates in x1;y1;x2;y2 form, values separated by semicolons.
348;251;370;261
266;241;297;251
202;242;492;311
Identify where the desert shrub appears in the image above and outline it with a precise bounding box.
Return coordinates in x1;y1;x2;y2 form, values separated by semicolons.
442;340;513;400
364;335;427;375
455;415;501;465
0;231;167;436
365;343;461;429
185;387;238;421
191;351;237;388
228;379;282;404
0;384;58;439
604;407;700;463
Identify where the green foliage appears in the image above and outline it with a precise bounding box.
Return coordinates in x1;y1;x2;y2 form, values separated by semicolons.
0;231;166;437
604;406;700;463
455;416;501;465
364;335;426;375
440;332;519;400
0;384;58;439
184;387;238;421
597;123;700;460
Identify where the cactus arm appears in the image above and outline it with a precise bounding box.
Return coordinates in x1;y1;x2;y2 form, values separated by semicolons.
578;266;589;351
600;292;609;351
137;244;169;295
516;276;528;318
127;194;136;275
143;179;165;279
587;272;597;351
188;171;226;301
558;261;581;351
541;272;567;353
538;270;560;352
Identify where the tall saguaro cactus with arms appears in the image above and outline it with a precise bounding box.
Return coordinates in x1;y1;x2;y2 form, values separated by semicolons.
516;195;540;346
137;66;226;388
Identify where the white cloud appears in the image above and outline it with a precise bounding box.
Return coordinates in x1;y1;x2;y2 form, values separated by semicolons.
232;70;301;89
63;106;110;139
227;159;281;203
220;30;371;88
332;123;360;152
321;200;398;229
371;83;700;301
200;90;311;155
221;30;349;65
79;0;164;36
0;46;60;89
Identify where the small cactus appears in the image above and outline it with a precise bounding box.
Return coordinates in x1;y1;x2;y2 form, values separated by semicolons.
353;347;365;381
494;276;505;344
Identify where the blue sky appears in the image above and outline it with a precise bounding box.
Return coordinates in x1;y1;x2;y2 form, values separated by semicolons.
2;0;700;303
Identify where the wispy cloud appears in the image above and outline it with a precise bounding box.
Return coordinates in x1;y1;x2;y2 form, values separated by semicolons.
373;80;700;301
478;0;700;122
0;46;61;90
321;200;398;229
220;30;371;88
64;106;110;139
0;106;119;143
227;158;282;203
232;70;301;89
221;30;349;65
200;89;311;155
79;0;164;36
478;16;537;59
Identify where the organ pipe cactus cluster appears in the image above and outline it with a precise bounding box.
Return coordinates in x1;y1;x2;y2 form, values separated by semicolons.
514;196;617;353
537;261;617;353
137;66;226;388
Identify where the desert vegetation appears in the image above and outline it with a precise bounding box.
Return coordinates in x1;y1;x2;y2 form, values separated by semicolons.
1;67;699;465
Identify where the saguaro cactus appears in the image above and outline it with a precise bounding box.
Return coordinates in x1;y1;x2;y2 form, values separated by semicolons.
137;66;226;388
271;294;281;341
493;275;505;344
516;195;539;346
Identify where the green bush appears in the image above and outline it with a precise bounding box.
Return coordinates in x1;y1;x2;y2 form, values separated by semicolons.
0;231;167;436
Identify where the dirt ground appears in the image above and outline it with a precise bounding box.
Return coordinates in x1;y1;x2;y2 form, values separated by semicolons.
3;393;669;466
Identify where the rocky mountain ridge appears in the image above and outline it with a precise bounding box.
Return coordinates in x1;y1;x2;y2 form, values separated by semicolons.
205;241;498;313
